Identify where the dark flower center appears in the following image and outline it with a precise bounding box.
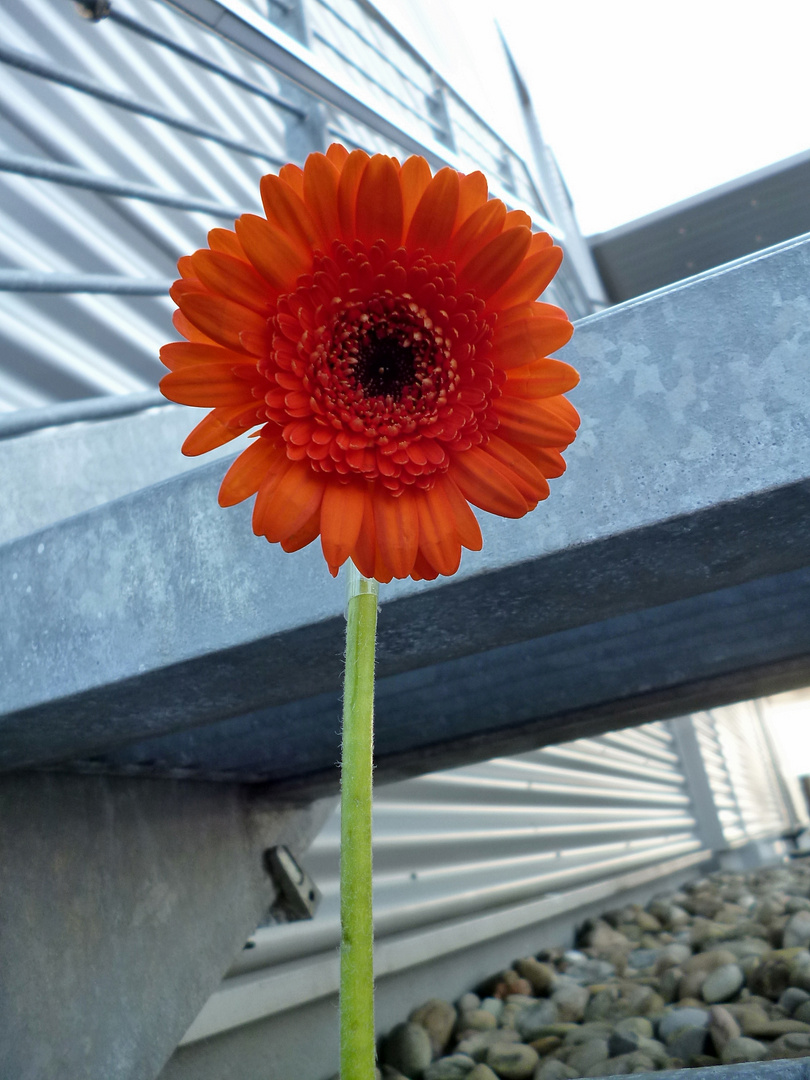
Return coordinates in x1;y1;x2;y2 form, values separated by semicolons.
354;331;417;399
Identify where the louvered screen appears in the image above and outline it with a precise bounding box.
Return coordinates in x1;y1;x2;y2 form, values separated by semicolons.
228;720;702;978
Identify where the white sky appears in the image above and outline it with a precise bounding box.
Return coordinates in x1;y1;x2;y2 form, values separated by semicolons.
379;0;810;235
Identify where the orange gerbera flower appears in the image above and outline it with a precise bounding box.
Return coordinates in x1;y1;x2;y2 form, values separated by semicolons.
160;144;578;582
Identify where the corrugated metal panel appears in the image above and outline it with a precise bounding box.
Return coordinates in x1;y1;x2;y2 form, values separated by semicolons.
227;720;702;978
0;0;599;412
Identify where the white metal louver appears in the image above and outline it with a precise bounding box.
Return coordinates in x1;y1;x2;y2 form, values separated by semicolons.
0;0;604;412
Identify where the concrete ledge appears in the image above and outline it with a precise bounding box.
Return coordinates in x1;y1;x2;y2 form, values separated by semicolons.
2;235;809;784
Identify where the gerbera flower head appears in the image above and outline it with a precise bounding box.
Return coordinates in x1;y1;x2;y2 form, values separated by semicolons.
160;144;578;582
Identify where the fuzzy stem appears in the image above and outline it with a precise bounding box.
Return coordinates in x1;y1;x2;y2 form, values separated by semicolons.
340;564;379;1080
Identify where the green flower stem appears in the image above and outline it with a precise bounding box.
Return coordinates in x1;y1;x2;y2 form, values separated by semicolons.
340;564;379;1080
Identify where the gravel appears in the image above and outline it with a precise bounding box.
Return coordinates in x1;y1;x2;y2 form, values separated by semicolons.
375;862;810;1078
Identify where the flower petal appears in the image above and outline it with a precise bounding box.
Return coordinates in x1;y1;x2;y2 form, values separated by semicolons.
447;199;506;265
504;358;580;397
278;163;305;198
356;155;402;249
171;286;269;352
435;474;482;551
160;342;247;372
260;462;324;543
351;485;377;580
160;363;259;407
400;154;432;235
454;170;488;230
326;143;349;169
235;214;312;293
207;228;245;259
457;226;531;299
303;152;341;249
260;173;320;252
337;149;370;241
373;487;419;580
181;404;261;456
415;484;462;576
321;480;366;572
190;249;272;314
280;506;322;552
485;434;550;503
449;445;529;518
488;245;563;310
173;309;216;345
494;395;578;446
218;435;285;507
492;313;574;369
406;167;459;255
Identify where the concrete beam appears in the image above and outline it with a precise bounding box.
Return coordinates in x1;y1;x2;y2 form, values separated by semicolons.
0;772;332;1080
1;235;809;785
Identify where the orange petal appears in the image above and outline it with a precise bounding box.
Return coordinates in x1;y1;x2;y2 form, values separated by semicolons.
492;314;574;369
484;434;550;503
172;288;268;352
177;255;196;279
434;474;482;551
356;155;403;249
411;549;440;581
235;214;312;293
278;163;305;198
504;209;532;230
488;245;563;310
454;170;488;230
260;173;319;252
190;249;272;314
252;457;294;535
259;462;324;543
527;446;567;478
457;227;532;300
280;506;322;553
504;358;580;397
447;199;506;265
400;155;432;235
528;231;554;255
449;445;529;518
495;396;578;447
172;309;217;345
415;485;462;576
337;149;370;241
351;485;377;580
541;395;581;430
321;481;366;572
218;435;285;507
406;167;459;255
303;152;341;249
207;228;245;259
181;404;260;456
373;487;419;580
160;363;258;407
160;342;246;372
326;143;350;170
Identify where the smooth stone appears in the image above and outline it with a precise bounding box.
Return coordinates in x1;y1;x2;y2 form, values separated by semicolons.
784;911;810;949
658;1007;711;1041
423;1054;476;1079
635;1038;670;1066
410;999;458;1057
481;998;505;1020
485;1042;539;1080
514;1000;558;1041
701;963;744;1003
534;1061;578;1080
456;1030;521;1062
608;1031;641;1057
499;1004;526;1030
659;967;682;1003
583;989;618;1022
721;1036;768;1063
529;1036;561;1056
722;938;771;960
655;943;692;972
527;1024;578;1040
462;1010;498;1032
380;1068;406;1079
627;949;659;970
458;994;481;1014
514;957;556;996
382;1023;433;1079
796;1001;810;1024
583;1059;631;1077
766;1032;810;1059
551;984;589;1023
667;1025;709;1062
563;1023;613;1046
708;1004;741;1051
614;1017;653;1040
466;1067;499;1080
625;1053;657;1072
780;987;810;1015
743;1018;810;1038
566;1039;610;1074
566;959;617;986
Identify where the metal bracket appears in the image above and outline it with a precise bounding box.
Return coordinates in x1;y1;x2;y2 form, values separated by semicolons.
264;845;320;921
